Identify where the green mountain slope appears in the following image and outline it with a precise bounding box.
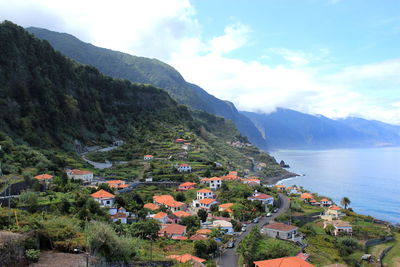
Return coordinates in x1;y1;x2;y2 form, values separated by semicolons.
0;21;290;181
26;27;267;149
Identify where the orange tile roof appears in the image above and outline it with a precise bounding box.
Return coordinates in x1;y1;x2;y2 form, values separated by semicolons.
198;189;212;193
34;174;53;180
301;193;314;199
199;198;216;205
144;203;159;210
111;213;128;219
91;189;115;199
173;211;191;217
320;198;331;202
275;184;286;188
153;195;174;203
189;234;208;240
160;224;187;235
208;177;222;181
179;182;197;187
171;236;188;240
218;203;234;209
153;212;168;219
254;257;315;267
167;254;206;263
250;194;273;200
242;178;260;182
196;229;212;235
179;163;190;167
105;180;125;184
144;155;154;157
329;205;341;211
118;184;129;189
309;199;317;203
175;138;186;142
263;222;298;231
69;169;92;175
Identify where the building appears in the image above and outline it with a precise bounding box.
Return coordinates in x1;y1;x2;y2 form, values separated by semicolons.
325;205;343;219
143;155;154;161
211;220;233;234
241;178;261;186
275;185;286;191
143;203;159;211
196;189;214;200
301;193;314;202
324;220;352;236
176;163;192;173
153;195;187;212
248;191;274;206
175;138;186;143
34;174;53;186
67;169;93;183
169;210;192;224
110;207;129;224
105;180;128;190
91;189;115;207
261;222;300;242
200;177;222;190
151;212;168;224
159;224;187;239
178;182;197;191
320;198;333;207
254;257;315;267
196;229;212;235
189;234;208;241
167;254;206;267
218;203;234;213
198;198;218;210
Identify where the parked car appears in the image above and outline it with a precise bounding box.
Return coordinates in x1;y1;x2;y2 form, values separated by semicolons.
273;208;279;213
242;223;247;227
253;217;259;223
241;226;246;232
266;212;272;217
227;241;235;248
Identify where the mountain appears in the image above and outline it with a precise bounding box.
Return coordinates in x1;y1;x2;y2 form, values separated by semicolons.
242;108;400;149
26;27;267;149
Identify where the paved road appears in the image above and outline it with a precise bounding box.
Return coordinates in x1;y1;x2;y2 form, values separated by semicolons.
217;193;290;267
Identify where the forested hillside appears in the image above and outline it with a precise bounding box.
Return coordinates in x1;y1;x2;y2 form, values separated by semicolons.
26;27;267;149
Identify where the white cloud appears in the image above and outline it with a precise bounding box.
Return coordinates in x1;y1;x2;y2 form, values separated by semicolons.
1;0;399;124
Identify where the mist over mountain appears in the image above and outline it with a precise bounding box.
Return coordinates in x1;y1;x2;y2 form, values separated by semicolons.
242;108;400;149
26;27;267;149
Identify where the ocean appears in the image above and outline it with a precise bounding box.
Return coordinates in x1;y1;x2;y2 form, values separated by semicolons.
271;147;400;224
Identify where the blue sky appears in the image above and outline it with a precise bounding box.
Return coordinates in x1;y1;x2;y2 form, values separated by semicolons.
1;0;399;124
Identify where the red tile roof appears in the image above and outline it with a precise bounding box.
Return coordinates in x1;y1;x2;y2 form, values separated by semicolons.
69;169;92;175
179;182;197;187
173;211;191;218
34;174;53;180
159;224;187;235
179;163;190;167
218;203;234;209
144;203;159;210
263;222;298;231
320;198;331;202
167;254;206;263
144;155;154;158
301;193;314;199
91;189;115;199
189;234;208;240
251;194;273;200
171;236;188;240
329;205;341;211
254;257;315;267
197;189;212;193
153;212;168;219
199;198;216;205
196;229;212;235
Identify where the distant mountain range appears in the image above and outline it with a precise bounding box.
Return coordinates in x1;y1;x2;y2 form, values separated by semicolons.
26;27;267;149
27;27;400;150
242;108;400;149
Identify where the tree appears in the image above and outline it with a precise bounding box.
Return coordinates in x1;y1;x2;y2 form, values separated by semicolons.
194;239;218;259
175;192;186;202
18;190;38;212
197;209;208;222
210;204;218;213
129;220;160;240
341;197;351;209
181;215;200;233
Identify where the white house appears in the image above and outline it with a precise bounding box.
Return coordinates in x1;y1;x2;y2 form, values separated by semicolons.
150;212;169;224
67;169;94;183
177;163;192;173
143;155;154;161
324;220;352;236
247;191;274;206
200;177;222;190
198;198;218;210
91;189;115;207
211;220;233;234
196;189;214;200
320;198;333;207
110;207;129;224
241;178;261;186
261;222;300;242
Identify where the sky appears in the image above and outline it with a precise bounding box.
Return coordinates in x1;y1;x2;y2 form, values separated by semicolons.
1;0;400;124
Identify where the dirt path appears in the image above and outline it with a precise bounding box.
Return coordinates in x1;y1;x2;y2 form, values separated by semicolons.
30;251;86;267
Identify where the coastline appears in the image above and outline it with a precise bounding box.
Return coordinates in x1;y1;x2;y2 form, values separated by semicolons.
265;169;299;185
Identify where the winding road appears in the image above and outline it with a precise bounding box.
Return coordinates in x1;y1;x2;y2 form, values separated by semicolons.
217;193;290;267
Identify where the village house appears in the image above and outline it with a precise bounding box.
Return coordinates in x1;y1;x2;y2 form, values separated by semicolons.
275;184;286;191
177;182;197;191
241;178;261;186
110;207;129;224
175;138;186;143
105;180;128;190
153;195;187;212
309;199;320;206
189;234;208;241
301;193;314;202
210;220;234;234
143;203;159;211
159;224;187;239
248;191;274;206
182;143;192;150
196;229;212;235
287;186;300;195
324;205;344;219
254;256;315;267
91;189;115;207
66;169;94;183
200;177;222;190
324;220;352;236
220;171;240;181
261;222;301;242
150;212;168;224
176;163;192;173
34;174;53;187
197;198;218;210
167;254;206;267
218;203;234;213
196;189;214;200
169;210;191;224
320;198;333;207
143;155;154;161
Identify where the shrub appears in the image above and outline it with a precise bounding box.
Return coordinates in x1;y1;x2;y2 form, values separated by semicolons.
25;249;40;263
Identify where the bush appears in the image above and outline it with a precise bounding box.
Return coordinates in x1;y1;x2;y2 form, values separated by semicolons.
25;249;40;263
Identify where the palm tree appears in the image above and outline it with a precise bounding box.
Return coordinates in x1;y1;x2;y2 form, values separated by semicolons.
341;197;351;209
